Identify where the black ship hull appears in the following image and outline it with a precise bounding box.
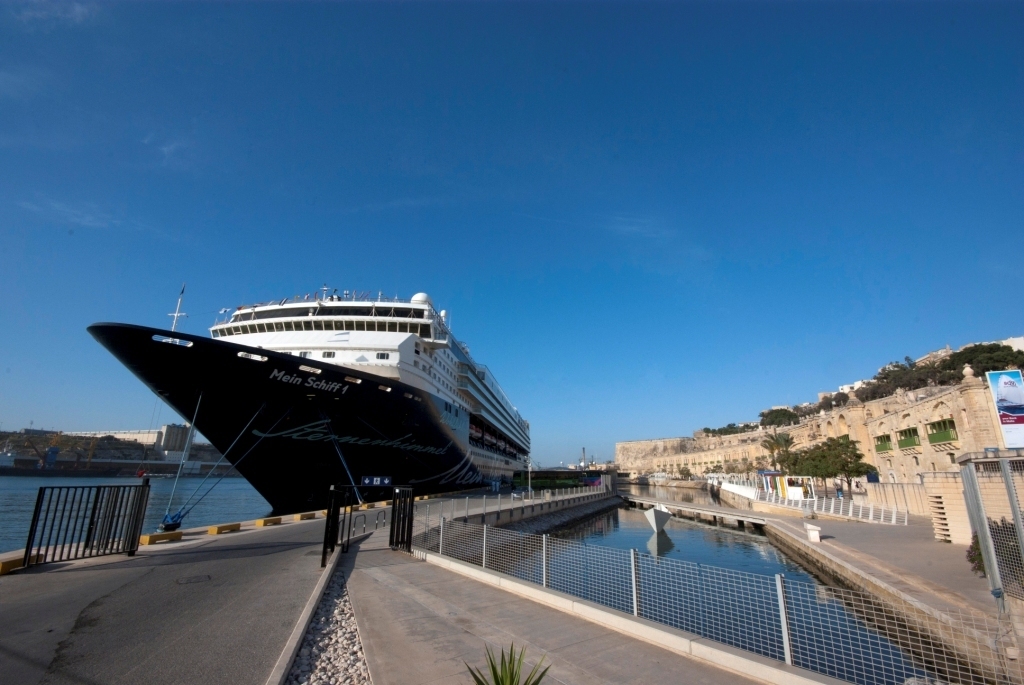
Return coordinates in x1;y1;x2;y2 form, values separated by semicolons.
88;323;489;513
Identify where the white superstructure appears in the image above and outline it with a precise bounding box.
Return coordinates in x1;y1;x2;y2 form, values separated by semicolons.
209;289;530;473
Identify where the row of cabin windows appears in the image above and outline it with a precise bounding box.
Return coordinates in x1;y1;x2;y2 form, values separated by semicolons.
293;350;390;361
214;320;432;337
234;306;427;322
315;350;387;360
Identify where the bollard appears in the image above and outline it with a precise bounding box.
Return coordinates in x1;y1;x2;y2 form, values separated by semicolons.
482;495;486;520
497;493;501;518
466;496;470;521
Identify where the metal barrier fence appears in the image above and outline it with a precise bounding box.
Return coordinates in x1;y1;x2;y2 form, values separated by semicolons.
960;451;1024;616
24;479;151;568
414;517;1024;685
756;491;908;525
412;485;608;531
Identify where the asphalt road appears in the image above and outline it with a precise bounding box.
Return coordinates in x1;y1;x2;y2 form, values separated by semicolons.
0;519;328;685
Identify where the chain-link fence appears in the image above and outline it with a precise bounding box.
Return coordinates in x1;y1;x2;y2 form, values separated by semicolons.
413;515;1024;685
961;451;1024;616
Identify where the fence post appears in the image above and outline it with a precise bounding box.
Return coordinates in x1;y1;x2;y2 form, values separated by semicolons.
497;493;501;518
542;534;548;588
482;495;486;520
482;524;487;569
439;516;445;556
466;496;470;520
630;548;640;617
775;574;793;665
868;503;874;522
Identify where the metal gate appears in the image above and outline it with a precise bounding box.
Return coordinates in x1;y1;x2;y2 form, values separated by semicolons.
321;485;354;567
24;479;151;568
389;487;415;552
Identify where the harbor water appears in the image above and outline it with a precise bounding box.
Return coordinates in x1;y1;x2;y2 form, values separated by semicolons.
0;476;271;554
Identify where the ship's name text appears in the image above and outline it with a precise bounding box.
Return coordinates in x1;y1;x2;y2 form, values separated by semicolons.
269;369;347;394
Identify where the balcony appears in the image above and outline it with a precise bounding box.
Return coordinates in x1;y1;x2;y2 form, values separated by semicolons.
874;440;893;453
927;428;958;444
897;435;921;449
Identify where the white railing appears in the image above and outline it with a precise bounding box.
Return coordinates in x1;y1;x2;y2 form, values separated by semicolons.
755;490;907;525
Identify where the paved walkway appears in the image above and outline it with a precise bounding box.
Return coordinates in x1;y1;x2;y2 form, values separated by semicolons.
0;518;328;685
768;514;997;617
346;532;761;685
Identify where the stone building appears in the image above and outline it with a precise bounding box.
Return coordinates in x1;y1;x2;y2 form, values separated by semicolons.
616;365;1009;484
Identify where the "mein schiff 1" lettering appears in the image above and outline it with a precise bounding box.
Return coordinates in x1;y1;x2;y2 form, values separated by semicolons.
269;368;347;393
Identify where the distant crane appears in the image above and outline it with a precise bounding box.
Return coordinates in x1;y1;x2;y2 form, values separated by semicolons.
24;437;44;465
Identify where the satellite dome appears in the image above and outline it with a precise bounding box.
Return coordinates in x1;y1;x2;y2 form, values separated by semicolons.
410;292;433;307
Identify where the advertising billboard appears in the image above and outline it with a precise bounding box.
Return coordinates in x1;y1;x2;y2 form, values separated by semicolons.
987;370;1024;449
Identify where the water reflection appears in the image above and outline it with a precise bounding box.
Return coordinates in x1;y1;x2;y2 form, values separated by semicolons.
621;483;717;506
552;505;816;583
646;531;675;557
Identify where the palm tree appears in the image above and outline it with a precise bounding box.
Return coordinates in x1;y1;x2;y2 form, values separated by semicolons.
760;432;781;469
776;433;795;460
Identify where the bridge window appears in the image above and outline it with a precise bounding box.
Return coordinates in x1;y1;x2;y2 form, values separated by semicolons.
299;351;311;358
376;352;390;360
322;351;335;358
313;320;324;331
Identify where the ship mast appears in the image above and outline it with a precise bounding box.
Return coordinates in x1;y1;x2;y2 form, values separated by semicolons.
168;284;188;332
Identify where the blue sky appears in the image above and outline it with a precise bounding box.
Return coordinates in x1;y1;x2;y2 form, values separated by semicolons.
1;1;1021;466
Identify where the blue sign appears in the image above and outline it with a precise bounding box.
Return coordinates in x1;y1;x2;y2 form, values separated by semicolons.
360;476;392;486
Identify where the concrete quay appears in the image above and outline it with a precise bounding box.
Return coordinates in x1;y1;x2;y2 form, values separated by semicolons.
414;486;613;529
0;515;334;685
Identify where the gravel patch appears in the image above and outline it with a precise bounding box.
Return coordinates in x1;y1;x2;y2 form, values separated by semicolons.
285;567;371;685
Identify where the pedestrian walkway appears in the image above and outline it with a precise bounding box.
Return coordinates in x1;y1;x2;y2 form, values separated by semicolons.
767;514;996;617
345;532;764;685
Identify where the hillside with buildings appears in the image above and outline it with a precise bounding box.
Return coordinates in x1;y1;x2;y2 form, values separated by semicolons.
616;335;1024;486
0;425;224;475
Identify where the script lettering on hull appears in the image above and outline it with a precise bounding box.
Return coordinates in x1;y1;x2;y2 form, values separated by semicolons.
252;420;451;456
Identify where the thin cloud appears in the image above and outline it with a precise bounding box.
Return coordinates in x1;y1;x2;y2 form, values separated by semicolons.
12;1;96;25
607;215;676;240
19;199;117;228
16;196;165;238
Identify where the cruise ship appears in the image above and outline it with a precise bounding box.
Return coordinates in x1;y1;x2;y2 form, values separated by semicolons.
88;290;530;513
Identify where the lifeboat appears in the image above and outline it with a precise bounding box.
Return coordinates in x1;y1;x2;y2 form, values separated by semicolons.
497;438;506;451
484;433;496;446
469;425;483;441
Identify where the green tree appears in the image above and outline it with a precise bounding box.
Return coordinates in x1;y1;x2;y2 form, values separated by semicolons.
855;343;1024;402
788;437;876;492
760;408;800;427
